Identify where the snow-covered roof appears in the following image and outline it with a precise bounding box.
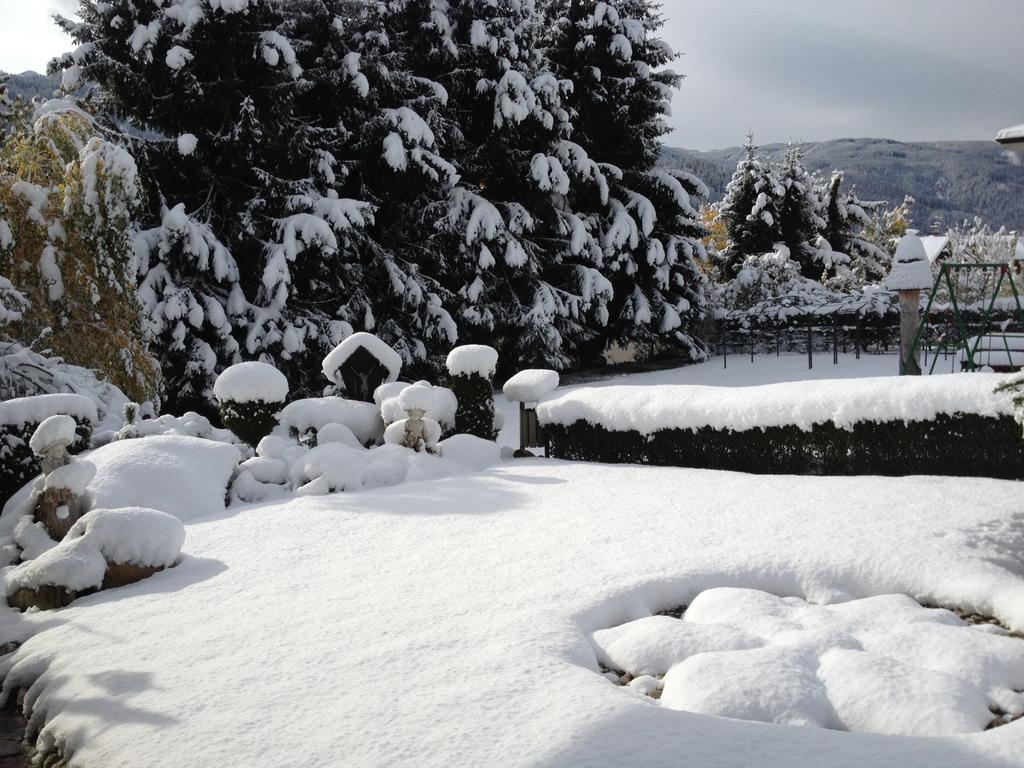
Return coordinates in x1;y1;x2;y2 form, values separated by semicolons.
996;123;1024;145
886;233;935;291
919;235;950;264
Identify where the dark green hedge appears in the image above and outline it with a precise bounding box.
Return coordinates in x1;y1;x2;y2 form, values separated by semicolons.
544;413;1024;479
1;418;93;505
219;399;281;447
448;373;497;440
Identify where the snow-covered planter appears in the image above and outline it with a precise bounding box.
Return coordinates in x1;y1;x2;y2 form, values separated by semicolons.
446;345;499;440
539;376;1024;479
322;332;402;402
214;362;289;447
5;507;185;611
0;394;96;505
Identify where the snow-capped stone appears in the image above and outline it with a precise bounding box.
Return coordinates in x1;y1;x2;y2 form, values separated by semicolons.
316;422;363;450
213;362;289;404
256;435;288;459
446;345;498;378
322;332;402;385
29;415;78;456
502;369;559;403
177;133;198;156
436;434;501;472
886;233;934;291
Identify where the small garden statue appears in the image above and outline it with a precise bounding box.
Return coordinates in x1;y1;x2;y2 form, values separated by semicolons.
383;384;441;453
30;415;95;540
446;345;499;439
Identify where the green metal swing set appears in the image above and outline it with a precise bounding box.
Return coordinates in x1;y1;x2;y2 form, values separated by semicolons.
904;260;1024;375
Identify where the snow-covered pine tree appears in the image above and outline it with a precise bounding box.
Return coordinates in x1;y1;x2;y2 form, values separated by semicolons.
820;171;889;289
546;0;710;362
391;0;609;370
775;145;825;278
719;133;782;274
56;0;458;409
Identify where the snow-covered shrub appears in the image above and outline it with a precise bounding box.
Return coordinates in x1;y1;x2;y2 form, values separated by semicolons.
446;345;499;439
0;394;95;505
214;362;289;447
540;377;1024;479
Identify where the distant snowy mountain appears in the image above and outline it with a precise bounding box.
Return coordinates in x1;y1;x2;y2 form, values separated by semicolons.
3;71;61;103
661;138;1024;231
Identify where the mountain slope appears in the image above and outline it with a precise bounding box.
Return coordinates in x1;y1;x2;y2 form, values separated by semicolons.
661;138;1024;231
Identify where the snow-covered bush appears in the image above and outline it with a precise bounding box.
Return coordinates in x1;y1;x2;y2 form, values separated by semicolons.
446;345;499;439
214;362;289;447
276;397;384;447
540;376;1024;479
0;394;95;505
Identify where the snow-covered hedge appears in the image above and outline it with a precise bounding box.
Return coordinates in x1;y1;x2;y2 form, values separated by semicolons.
540;376;1024;479
446;345;498;440
214;362;289;447
0;394;96;504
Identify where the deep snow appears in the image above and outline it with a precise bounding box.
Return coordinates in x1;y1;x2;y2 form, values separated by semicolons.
1;460;1023;767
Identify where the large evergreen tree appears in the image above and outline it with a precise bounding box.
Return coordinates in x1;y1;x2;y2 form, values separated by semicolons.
775;145;825;278
56;0;457;409
545;0;710;361
820;171;889;289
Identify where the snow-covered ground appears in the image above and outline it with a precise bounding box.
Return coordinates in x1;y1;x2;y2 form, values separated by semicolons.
1;353;1022;767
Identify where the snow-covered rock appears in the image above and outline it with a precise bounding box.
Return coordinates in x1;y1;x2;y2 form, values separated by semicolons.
436;435;501;472
446;345;498;378
315;422;363;450
213;361;289;404
4;507;184;596
29;415;77;456
276;397;384;446
502;369;559;403
255;435;288;460
322;332;402;385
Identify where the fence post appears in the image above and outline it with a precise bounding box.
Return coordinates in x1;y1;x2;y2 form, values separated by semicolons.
807;320;813;370
832;322;838;365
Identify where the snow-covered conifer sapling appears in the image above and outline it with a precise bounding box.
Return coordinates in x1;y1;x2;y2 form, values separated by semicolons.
214;362;289;447
446;345;499;439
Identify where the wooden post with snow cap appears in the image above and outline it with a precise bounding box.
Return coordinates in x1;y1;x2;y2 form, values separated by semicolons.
502;370;559;458
886;232;935;376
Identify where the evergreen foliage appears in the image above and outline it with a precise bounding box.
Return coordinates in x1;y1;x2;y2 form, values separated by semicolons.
448;372;497;440
218;398;281;447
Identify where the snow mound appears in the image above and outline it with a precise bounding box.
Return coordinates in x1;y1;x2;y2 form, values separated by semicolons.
4;507;184;595
255;435;287;459
503;369;559;403
599;587;1024;737
29;415;77;454
446;345;498;378
322;332;402;385
0;393;97;429
316;422;363;449
276;397;384;446
84;436;241;521
593;615;762;677
213;361;289;404
539;374;1015;435
436;435;501;472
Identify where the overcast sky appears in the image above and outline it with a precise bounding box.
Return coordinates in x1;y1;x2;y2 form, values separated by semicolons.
1;0;1022;151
